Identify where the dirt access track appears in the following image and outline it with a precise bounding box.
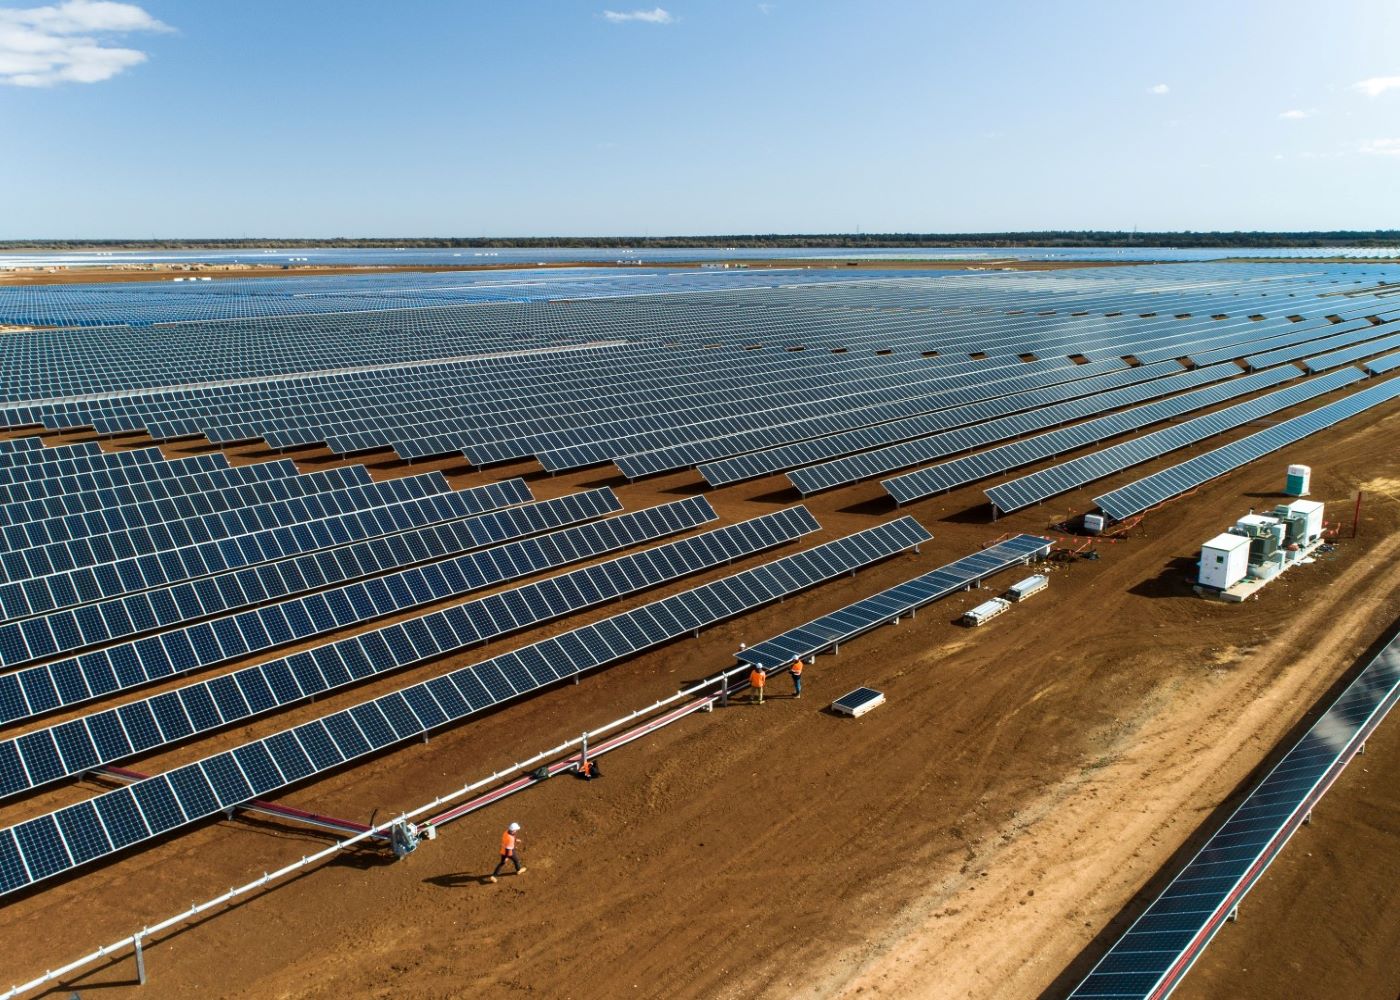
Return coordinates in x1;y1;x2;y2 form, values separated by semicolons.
2;388;1399;999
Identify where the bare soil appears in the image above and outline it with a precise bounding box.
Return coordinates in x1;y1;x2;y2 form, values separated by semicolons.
0;385;1398;1000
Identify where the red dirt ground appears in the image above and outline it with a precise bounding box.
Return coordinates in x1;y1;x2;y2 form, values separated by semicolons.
0;376;1398;1000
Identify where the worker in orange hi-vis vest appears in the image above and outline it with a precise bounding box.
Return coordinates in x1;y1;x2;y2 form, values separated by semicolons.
488;822;526;883
790;656;805;699
749;665;767;705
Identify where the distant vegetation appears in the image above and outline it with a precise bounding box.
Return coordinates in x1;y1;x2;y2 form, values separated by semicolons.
2;231;1398;251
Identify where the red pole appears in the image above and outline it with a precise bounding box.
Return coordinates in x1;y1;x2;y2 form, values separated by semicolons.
1353;491;1363;539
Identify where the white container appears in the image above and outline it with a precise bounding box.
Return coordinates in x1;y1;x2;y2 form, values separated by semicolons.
1199;533;1250;590
1283;499;1324;542
1007;575;1048;601
1083;513;1106;535
962;597;1011;626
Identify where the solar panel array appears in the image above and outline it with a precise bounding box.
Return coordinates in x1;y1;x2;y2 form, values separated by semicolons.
1;261;1399;909
789;361;1216;496
0;490;690;725
1095;375;1400;520
981;367;1364;513
735;533;1051;669
0;501;812;798
0;515;929;895
1069;627;1400;999
0;476;532;622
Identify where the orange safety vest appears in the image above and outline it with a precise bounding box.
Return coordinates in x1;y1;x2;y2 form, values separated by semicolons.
790;659;804;677
500;830;516;855
750;668;766;688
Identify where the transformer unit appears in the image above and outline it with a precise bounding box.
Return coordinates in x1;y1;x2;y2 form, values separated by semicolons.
1231;513;1286;564
1199;533;1250;590
1273;499;1324;545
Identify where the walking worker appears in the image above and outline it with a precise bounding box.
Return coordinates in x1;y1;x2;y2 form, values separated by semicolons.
790;656;805;699
489;822;526;882
749;664;767;704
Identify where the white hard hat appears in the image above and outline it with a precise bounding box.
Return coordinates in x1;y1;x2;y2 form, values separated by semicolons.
508;822;521;832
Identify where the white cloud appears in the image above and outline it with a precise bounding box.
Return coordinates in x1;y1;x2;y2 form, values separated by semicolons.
1278;108;1314;120
1148;83;1169;95
1360;138;1400;157
1353;75;1400;98
758;3;775;13
0;0;169;87
602;7;673;23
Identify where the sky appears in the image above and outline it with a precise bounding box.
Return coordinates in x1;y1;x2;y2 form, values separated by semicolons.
0;0;1398;238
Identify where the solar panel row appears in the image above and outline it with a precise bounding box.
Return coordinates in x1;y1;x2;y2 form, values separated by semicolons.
617;358;1131;482
1300;329;1400;373
0;493;703;723
0;478;532;623
0;485;592;673
0;458;301;529
1365;351;1400;375
0;453;231;508
881;365;1313;506
735;533;1052;668
0;471;460;584
0;497;791;799
0;514;931;895
0;464;370;552
1069;626;1400;999
1094;375;1400;520
984;367;1365;513
787;361;1212;496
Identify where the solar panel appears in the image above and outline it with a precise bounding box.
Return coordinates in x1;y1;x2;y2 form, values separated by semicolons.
787;361;1220;496
1068;627;1400;999
735;534;1051;668
1300;330;1400;373
0;458;301;530
0;502;813;797
0;463;369;552
0;477;532;623
0;471;457;584
0;493;709;723
0;441;102;469
1094;375;1400;520
983;367;1364;514
1365;351;1400;375
0;514;932;893
0;479;536;670
831;687;885;717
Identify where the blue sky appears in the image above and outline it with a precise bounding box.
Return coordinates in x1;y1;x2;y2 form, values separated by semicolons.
1;0;1397;237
